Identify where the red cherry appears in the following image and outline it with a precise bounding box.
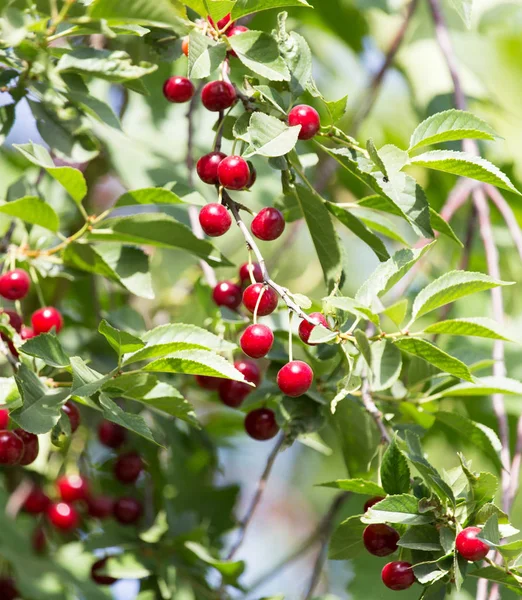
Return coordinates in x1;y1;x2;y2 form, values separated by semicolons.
288;104;321;140
240;324;274;359
163;76;195;103
195;375;222;390
239;262;263;285
246;161;257;188
456;527;490;561
0;268;30;300
23;485;50;514
31;306;63;334
91;557;117;586
201;81;237;112
1;309;22;332
32;526;46;553
114;452;143;484
21;326;36;340
0;409;9;429
58;475;89;502
47;501;79;531
364;496;384;512
182;37;189;56
98;420;127;449
14;429;39;465
381;561;415;591
208;13;234;30
196;151;226;185
199;204;232;237
212;281;242;310
277;361;313;397
236;358;261;385
218;380;251;408
298;312;329;345
0;430;23;465
87;495;114;520
243;283;278;316
62;401;80;433
363;524;400;557
113;497;143;525
0;577;18;600
218;155;250;190
227;25;248;57
251;208;285;241
245;408;279;441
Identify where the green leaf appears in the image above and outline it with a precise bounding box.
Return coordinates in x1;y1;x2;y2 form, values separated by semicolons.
423;317;513;341
325;96;348;125
19;333;70;368
429;207;463;246
317;479;385;495
479;513;501;546
89;0;189;29
362;494;433;525
99;320;144;358
383;299;408;327
184;542;244;582
323;296;379;326
356;243;436;308
366;139;388;179
354;329;372;369
381;435;411;495
437;376;522;397
293;185;343;292
411;150;521;195
104;554;151;579
123;323;235;365
357;211;411;246
246;112;300;157
143;349;253;383
188;31;227;79
326;202;390;262
468;565;522;588
71;357;111;398
398;525;442;551
394;338;473;381
11;365;69;434
98;393;159;445
370;340;402;392
114;187;196;208
494;539;522;562
329;515;366;560
228;30;290;81
277;24;313;96
409;109;498;152
130;381;198;427
449;0;474;28
14;142;87;204
231;0;312;19
411;271;512;322
63;243;154;299
0;196;59;232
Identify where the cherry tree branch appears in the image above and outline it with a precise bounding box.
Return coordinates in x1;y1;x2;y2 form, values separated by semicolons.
361;377;392;444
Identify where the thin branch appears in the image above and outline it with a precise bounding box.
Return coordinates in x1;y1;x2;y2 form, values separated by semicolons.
486;185;522;260
361;377;391;444
226;433;285;560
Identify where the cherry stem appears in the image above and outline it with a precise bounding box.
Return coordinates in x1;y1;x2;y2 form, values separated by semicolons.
29;265;46;307
288;311;293;363
252;285;264;325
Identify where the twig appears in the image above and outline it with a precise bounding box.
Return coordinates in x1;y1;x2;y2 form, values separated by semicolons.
226;433;285;560
361;377;391;443
5;479;33;518
486;185;522;260
0;222;15;254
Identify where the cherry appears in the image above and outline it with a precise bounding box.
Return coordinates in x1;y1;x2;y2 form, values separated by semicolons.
0;268;30;300
0;578;18;600
87;495;114;520
62;401;80;433
208;13;233;30
212;281;242;310
199;204;232;237
277;361;313;397
227;25;248;57
288;104;321;140
456;527;490;561
0;430;23;465
98;420;127;449
219;359;260;407
243;283;278;316
113;497;143;525
0;409;8;429
32;526;46;553
245;408;279;441
217;155;250;190
298;312;329;345
201;81;236;112
58;475;89;502
14;429;39;465
240;324;274;359
163;76;195;103
91;557;117;586
195;375;222;390
251;208;285;241
381;561;415;591
197;151;226;185
182;37;189;56
364;496;384;512
239;262;263;285
47;501;79;531
1;309;22;332
246;161;257;188
21;326;36;340
114;452;143;484
31;306;63;334
23;486;50;514
363;524;400;557
236;359;261;385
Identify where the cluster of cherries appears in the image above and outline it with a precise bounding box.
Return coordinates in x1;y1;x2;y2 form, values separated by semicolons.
362;496;491;591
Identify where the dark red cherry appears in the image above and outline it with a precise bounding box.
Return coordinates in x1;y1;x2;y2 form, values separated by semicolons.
381;561;415;591
245;408;279;441
456;527;490;561
288;104;321;140
218;380;251;408
1;309;22;332
87;496;114;520
277;361;313;397
14;428;39;465
31;307;63;334
364;496;384;512
212;281;242;310
201;81;236;112
195;375;222;390
242;283;278;316
47;501;79;531
239;262;263;285
23;485;50;514
0;577;18;600
21;326;36;340
235;359;261;386
217;155;250;190
62;401;80;433
98;420;127;449
240;324;274;358
0;430;23;465
91;557;117;586
114;452;143;484
199;204;232;237
246;161;257;188
113;497;143;525
196;152;226;185
298;312;329;345
0;409;8;429
0;268;30;300
363;524;400;557
32;526;46;553
163;76;195;103
58;475;89;502
251;208;285;241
